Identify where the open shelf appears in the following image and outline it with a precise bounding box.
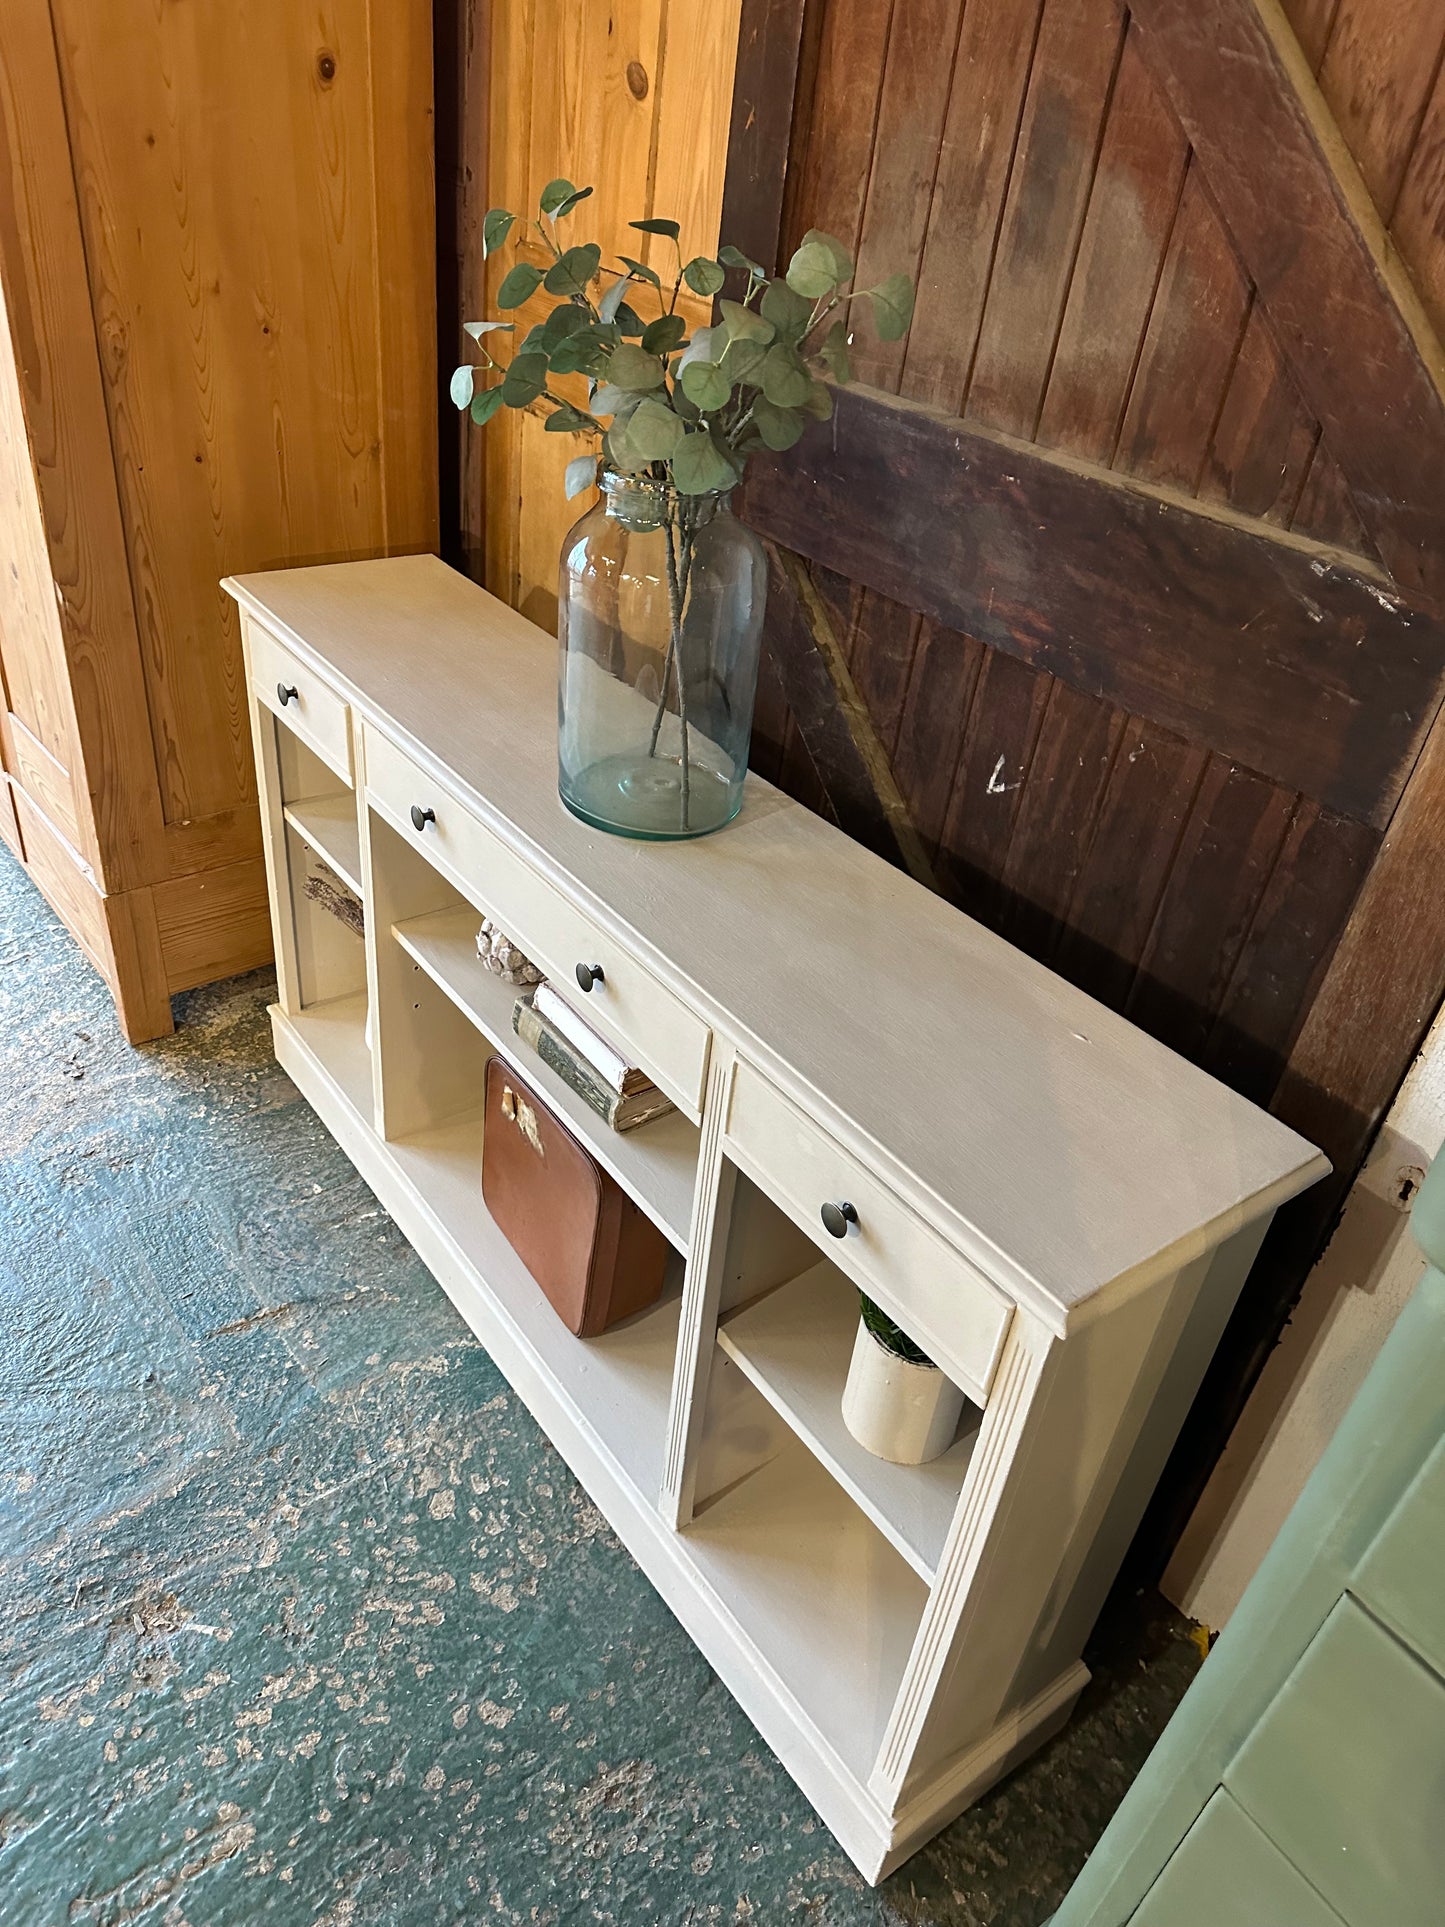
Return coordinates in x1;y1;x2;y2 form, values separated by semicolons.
684;1432;927;1780
718;1261;980;1582
391;905;699;1251
283;792;363;894
277;988;681;1505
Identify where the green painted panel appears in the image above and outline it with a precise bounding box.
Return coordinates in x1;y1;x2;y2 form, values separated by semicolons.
1227;1598;1445;1927
1131;1791;1344;1927
1412;1153;1445;1273
1353;1434;1445;1678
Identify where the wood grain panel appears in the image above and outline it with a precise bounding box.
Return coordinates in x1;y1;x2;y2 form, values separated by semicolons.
901;0;1047;410
934;649;1052;926
1201;306;1317;525
1128;0;1445;597
1317;0;1445;215
965;0;1127;438
153;855;274;994
1392;63;1445;341
743;383;1443;826
1037;23;1189;464
847;0;967;393
0;0;165;892
892;621;985;864
1114;166;1251;491
50;0;434;831
777;0;892;274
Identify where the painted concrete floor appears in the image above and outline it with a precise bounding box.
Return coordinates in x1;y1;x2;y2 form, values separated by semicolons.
0;847;1201;1926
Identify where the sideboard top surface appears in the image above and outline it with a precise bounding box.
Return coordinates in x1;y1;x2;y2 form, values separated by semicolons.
226;554;1325;1326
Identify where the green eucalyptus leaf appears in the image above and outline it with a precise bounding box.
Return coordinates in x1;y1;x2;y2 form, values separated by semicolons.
614;302;646;338
516;323;550;356
598;276;633;325
500;351;549;406
786;238;841;300
676;323;723;372
618;255;663;290
718;243;765;280
751;395;805;450
544;402;593;433
449;364;475;410
539;177;578;216
801;379;834;421
683;256;726;297
803;229;853;281
641;314;687;356
719;299;774;345
760;278;814;339
482;209;515;259
760;343;813;408
607;342;667;391
680;360;731;412
541;304;591;347
543;243;602;299
870;271;916;342
669;429;736;495
820;319;853;384
719;335;767;385
496;262;544;309
604;416;647;474
551;185;594;220
672;384;701;423
588;382;631;418
565;453;598;498
627;396;686;460
470;386;506;426
463;319;514;341
629;217;681;241
546;333;605;377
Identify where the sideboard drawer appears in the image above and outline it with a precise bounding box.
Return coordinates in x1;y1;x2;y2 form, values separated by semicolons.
363;722;711;1117
249;620;353;782
726;1063;1012;1402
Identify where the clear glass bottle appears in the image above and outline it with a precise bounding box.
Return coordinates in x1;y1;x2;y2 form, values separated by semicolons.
557;473;767;839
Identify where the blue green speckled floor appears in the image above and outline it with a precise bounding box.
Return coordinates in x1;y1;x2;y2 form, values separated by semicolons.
0;847;1199;1925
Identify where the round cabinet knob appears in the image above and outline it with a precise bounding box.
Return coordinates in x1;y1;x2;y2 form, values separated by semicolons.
575;961;605;994
410;804;436;833
820;1200;858;1240
276;682;298;707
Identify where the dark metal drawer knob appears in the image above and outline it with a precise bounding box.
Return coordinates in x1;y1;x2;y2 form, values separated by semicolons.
821;1200;858;1240
410;804;436;833
277;682;298;707
575;961;605;993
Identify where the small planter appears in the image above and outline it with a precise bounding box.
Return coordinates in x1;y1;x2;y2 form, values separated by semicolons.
841;1314;965;1466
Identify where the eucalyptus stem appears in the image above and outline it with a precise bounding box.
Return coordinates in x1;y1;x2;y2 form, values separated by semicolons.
650;504;696;831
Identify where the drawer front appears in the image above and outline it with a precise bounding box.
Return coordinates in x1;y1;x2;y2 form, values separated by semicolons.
1352;1433;1445;1677
362;722;711;1117
249;620;353;781
725;1062;1012;1402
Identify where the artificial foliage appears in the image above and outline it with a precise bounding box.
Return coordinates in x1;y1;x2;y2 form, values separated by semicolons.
450;178;916;500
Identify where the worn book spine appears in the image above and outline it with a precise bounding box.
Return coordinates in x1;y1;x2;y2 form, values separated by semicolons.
513;999;674;1133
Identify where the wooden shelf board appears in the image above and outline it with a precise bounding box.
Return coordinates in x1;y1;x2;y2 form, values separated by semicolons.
718;1262;980;1582
392;905;698;1251
280;989;681;1504
685;1434;927;1781
284;792;363;894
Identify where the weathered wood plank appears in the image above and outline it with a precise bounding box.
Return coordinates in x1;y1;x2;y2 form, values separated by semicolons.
1114;165;1252;492
1201;305;1318;526
717;0;810;272
742;381;1445;827
1317;0;1445;216
892;620;985;863
1128;0;1445;597
966;0;1126;438
1037;23;1190;465
934;648;1052;928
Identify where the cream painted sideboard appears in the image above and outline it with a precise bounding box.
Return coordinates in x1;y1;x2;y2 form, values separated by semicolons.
224;554;1327;1883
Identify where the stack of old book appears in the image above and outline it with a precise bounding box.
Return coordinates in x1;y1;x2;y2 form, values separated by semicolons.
512;983;674;1133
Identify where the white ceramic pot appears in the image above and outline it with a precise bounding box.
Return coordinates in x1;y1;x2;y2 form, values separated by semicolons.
841;1319;965;1465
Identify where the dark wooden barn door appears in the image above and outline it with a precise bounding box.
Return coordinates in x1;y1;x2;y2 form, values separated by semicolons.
724;0;1445;1547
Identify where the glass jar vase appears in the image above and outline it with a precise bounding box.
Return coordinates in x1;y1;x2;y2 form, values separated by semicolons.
557;473;767;839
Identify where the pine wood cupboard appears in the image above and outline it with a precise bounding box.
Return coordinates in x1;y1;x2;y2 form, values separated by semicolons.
0;0;435;1040
226;553;1328;1881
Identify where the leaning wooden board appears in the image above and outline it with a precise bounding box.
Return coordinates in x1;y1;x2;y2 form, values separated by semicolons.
225;553;1326;1880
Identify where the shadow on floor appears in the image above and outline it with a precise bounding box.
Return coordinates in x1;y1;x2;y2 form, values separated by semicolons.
0;849;1198;1925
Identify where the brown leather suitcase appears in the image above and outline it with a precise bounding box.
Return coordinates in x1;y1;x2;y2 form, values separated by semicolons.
480;1056;669;1336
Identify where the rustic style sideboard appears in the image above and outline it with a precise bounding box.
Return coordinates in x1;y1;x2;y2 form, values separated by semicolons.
224;553;1326;1882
